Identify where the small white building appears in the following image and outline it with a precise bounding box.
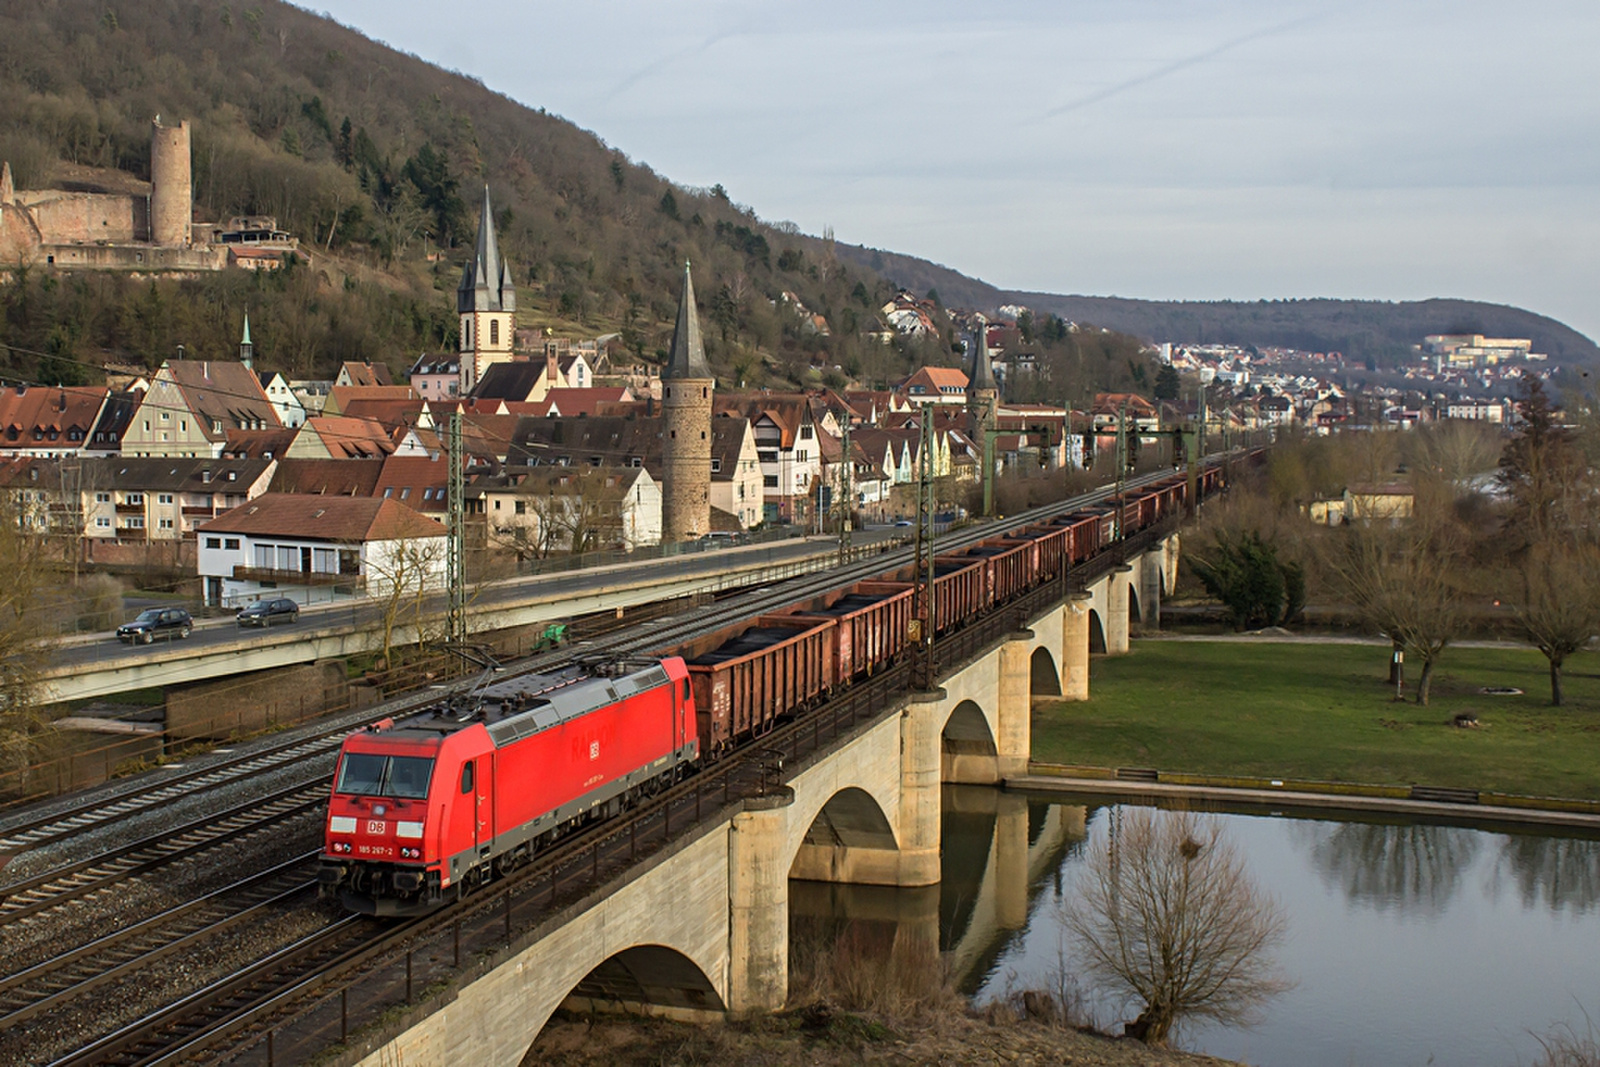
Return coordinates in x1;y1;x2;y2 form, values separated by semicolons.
197;493;448;608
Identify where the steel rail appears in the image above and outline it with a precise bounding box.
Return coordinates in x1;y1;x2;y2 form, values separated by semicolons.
0;853;319;1027
0;782;325;922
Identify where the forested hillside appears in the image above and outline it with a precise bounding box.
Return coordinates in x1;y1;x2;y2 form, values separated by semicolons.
0;0;958;389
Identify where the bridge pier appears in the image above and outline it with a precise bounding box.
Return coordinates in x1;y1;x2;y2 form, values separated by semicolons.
1164;531;1181;596
896;693;946;886
728;794;795;1013
996;631;1034;779
1106;565;1132;654
1139;548;1163;630
1061;593;1092;701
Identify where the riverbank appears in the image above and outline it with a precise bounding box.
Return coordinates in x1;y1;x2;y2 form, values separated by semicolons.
1031;639;1600;801
530;1006;1240;1065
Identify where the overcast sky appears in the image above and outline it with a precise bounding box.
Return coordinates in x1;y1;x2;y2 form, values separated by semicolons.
312;0;1600;339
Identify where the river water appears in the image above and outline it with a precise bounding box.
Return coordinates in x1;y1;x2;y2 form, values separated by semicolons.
797;787;1600;1067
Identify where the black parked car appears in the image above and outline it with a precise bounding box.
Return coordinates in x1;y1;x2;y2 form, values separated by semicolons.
237;597;300;627
117;607;193;644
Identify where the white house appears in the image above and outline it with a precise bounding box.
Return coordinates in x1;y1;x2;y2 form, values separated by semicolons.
197;493;449;608
260;372;307;429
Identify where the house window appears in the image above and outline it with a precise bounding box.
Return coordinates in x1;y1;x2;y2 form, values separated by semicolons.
313;548;338;573
160;411;170;422
383;488;393;498
159;518;174;530
95;492;111;503
225;537;239;550
800;425;813;439
764;475;779;488
205;537;222;548
255;544;275;568
124;517;145;529
96;517;111;528
490;320;499;346
125;492;144;505
711;458;722;473
158;493;173;504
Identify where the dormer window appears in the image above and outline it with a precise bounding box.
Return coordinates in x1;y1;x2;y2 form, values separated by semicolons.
212;420;223;434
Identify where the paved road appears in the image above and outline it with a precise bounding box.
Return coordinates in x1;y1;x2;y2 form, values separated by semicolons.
48;532;895;673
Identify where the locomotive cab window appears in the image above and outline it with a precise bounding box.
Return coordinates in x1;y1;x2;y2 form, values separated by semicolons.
682;679;691;701
460;762;474;794
336;754;435;799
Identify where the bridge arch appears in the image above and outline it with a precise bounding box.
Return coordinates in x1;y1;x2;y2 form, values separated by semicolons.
1029;647;1061;699
943;698;997;754
542;943;726;1028
787;782;903;888
1088;609;1107;654
1127;582;1142;627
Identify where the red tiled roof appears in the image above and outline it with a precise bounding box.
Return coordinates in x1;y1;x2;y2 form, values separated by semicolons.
270;458;385;496
202;493;445;542
300;416;396;459
0;385;108;447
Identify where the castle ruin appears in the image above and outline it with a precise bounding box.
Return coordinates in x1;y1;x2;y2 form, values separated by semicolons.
0;118;291;274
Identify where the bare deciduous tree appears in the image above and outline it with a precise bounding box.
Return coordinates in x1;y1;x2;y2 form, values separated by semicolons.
1510;543;1600;706
1061;808;1290;1047
364;533;447;669
0;496;51;776
1323;516;1469;705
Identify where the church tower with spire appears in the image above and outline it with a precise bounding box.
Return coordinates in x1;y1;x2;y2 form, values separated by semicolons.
238;312;254;372
660;262;714;542
457;186;516;393
967;319;998;438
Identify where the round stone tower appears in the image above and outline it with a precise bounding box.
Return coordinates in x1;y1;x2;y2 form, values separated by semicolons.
661;262;714;543
149;118;191;249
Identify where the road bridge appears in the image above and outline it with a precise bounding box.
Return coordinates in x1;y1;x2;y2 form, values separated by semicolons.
340;533;1176;1066
37;535;876;705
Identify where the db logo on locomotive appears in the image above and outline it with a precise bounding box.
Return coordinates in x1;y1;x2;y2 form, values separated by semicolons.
366;820;386;835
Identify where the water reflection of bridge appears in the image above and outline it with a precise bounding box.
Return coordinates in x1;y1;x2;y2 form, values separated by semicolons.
788;786;1088;996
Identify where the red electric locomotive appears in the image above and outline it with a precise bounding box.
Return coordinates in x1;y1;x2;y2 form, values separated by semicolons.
319;657;698;915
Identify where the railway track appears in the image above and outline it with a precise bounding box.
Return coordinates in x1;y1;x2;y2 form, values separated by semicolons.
12;461;1226;1063
0;853;319;1029
0;782;324;924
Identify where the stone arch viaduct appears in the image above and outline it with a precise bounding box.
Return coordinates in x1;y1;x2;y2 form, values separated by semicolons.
348;535;1177;1066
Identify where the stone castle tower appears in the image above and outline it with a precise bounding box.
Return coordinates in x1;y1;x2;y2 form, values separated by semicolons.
661;262;714;542
457;186;516;393
967;321;998;438
149;118;191;248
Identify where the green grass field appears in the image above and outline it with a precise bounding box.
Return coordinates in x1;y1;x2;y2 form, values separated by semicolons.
1030;640;1600;800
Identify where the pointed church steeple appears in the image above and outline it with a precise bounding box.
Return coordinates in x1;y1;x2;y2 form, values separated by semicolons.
239;312;254;371
663;261;710;381
970;323;997;392
457;185;515;314
456;185;516;395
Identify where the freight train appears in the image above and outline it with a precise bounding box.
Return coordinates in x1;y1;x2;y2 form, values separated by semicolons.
319;470;1204;914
